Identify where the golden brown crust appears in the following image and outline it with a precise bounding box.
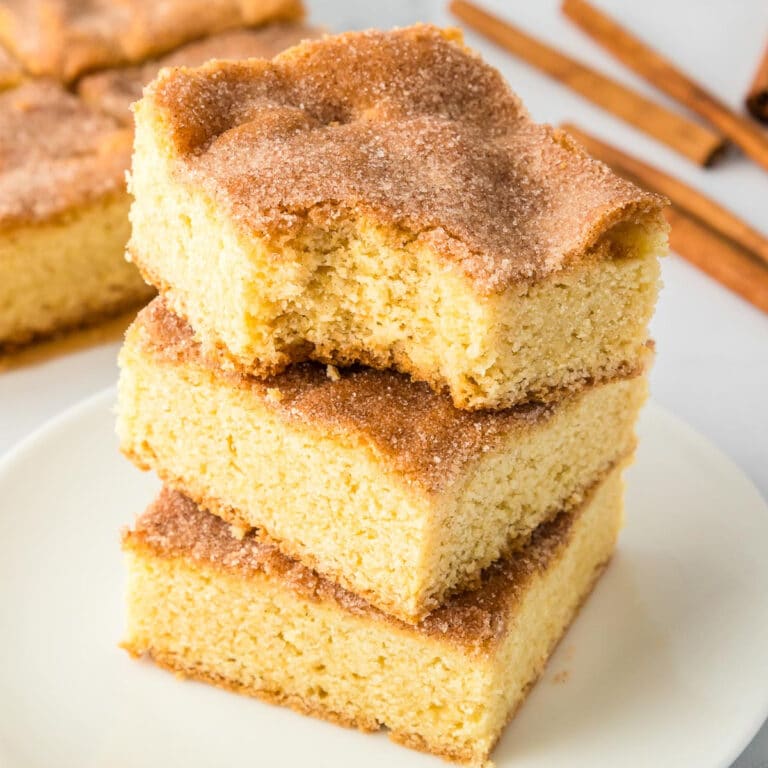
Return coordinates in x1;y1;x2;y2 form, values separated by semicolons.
0;81;131;226
78;24;321;125
123;483;603;652
131;298;596;494
144;25;665;293
0;0;305;82
0;306;142;370
0;280;150;353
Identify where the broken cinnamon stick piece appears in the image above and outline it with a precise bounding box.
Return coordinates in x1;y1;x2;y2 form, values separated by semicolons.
562;0;768;173
562;124;768;269
665;208;768;315
448;0;726;166
746;42;768;124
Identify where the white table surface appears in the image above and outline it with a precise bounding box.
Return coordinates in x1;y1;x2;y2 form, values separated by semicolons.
1;1;766;765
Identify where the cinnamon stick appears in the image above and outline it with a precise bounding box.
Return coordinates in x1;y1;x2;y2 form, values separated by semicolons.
746;42;768;124
448;0;726;166
562;0;768;173
562;124;768;268
665;208;768;314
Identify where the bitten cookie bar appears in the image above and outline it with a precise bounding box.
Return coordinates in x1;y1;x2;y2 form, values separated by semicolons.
0;0;305;82
123;468;624;765
117;299;646;623
129;25;667;410
0;81;152;351
78;23;320;125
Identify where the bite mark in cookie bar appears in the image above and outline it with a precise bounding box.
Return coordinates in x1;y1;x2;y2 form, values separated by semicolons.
78;24;321;125
123;467;624;765
0;81;152;349
129;25;667;409
118;299;647;622
0;0;305;82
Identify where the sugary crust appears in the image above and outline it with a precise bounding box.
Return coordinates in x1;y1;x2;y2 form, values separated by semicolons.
0;306;141;370
78;24;321;125
0;81;131;226
130;299;600;494
0;0;305;82
123;550;610;766
143;25;665;293
123;482;605;652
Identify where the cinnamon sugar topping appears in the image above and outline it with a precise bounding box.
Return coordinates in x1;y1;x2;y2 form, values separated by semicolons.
0;80;130;225
78;24;320;125
0;0;305;82
126;487;577;649
146;25;664;293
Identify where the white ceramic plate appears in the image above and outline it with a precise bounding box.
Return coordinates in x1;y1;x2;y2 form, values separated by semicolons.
1;389;767;768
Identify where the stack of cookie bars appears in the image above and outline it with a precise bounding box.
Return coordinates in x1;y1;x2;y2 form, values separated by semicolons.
0;0;316;350
116;26;668;765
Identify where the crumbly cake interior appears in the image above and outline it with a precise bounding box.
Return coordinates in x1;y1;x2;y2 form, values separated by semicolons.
0;193;151;348
123;469;623;765
78;24;321;125
0;0;305;82
118;300;645;621
0;80;152;347
129;26;666;407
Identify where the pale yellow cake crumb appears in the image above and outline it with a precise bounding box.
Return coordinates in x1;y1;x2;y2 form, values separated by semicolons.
117;299;648;622
123;467;625;765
